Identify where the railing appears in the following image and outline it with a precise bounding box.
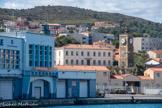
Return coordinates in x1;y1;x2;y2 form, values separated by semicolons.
96;85;155;94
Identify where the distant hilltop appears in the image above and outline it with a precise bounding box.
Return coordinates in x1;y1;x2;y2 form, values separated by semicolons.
0;5;162;37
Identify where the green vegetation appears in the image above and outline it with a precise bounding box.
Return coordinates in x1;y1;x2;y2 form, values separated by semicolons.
132;51;149;75
55;36;80;47
0;6;162;38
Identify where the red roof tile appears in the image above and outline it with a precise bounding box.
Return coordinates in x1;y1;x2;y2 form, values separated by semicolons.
55;65;109;71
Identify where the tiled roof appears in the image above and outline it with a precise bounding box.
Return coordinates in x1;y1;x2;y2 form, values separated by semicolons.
137;76;152;80
55;65;109;71
59;44;111;50
48;24;61;26
111;74;152;80
147;58;162;62
151;50;162;54
148;68;162;71
110;75;123;79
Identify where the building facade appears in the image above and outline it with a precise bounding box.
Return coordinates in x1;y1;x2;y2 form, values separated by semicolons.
0;32;57;100
55;65;110;98
55;44;113;67
133;37;162;52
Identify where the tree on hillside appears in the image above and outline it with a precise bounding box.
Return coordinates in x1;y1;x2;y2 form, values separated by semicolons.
55;36;80;47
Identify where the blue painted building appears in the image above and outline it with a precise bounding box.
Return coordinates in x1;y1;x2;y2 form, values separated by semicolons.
0;32;97;100
0;32;57;100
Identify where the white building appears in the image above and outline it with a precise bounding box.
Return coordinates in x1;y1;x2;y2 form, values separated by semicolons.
147;50;162;58
55;44;113;67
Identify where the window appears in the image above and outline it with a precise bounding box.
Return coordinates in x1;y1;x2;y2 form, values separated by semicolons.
87;52;90;56
156;73;160;77
145;84;149;88
103;60;106;65
98;52;101;56
156;84;160;88
93;52;96;56
103;52;106;56
71;51;73;56
93;60;96;65
115;83;118;86
81;52;84;56
98;60;101;65
103;72;107;76
108;60;111;65
108;52;111;57
76;60;78;65
81;60;84;65
76;51;79;56
66;51;68;56
71;60;73;65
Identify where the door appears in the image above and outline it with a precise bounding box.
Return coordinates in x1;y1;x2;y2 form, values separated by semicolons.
34;87;41;99
0;81;13;100
87;60;90;65
80;81;88;97
57;80;66;98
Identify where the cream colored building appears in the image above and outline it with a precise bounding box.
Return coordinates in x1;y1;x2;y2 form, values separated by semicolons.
55;65;110;88
147;50;162;58
144;68;162;88
55;44;113;67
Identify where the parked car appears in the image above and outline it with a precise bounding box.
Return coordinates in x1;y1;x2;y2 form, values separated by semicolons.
114;89;127;94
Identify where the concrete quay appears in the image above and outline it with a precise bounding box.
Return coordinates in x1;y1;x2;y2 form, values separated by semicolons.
0;95;162;107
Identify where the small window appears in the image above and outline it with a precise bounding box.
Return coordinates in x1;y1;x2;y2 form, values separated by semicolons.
93;60;96;65
76;51;79;56
81;52;84;56
98;60;101;65
93;52;96;56
98;52;101;56
115;83;118;86
81;60;84;65
66;51;68;56
76;60;78;65
103;52;106;56
108;52;111;57
156;73;160;77
156;84;160;88
71;51;73;56
71;60;73;65
103;60;106;65
87;52;90;56
103;72;107;76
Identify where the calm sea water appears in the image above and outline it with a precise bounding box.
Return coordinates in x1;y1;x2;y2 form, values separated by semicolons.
38;104;162;108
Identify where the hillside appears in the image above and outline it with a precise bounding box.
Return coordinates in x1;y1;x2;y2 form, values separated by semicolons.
0;6;162;38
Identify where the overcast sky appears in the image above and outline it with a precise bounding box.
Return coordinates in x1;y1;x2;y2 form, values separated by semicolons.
0;0;162;23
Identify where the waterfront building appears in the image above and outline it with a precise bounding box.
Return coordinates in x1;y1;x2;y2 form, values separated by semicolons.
0;32;57;100
133;37;162;52
55;65;109;98
55;44;113;67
